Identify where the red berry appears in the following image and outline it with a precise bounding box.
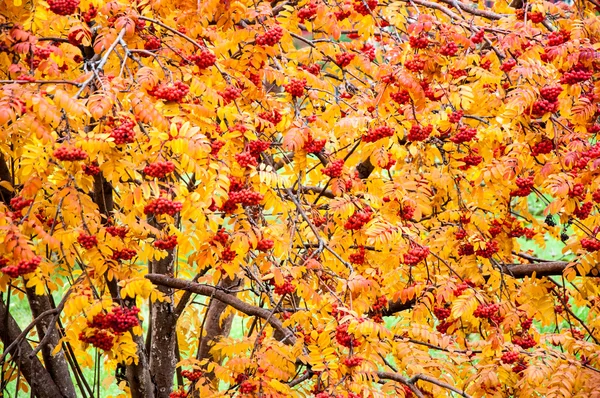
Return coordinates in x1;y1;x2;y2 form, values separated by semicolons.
48;0;79;15
54;146;88;161
256;25;284;47
363;125;394;143
77;233;98;250
322;159;344;178
148;81;189;102
143;161;175;178
285;78;307;97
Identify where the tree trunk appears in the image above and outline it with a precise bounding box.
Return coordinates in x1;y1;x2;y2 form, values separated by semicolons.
25;288;77;398
0;298;64;398
197;276;240;368
149;253;177;398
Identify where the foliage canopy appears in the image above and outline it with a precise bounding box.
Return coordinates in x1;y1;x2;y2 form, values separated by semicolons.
1;0;600;397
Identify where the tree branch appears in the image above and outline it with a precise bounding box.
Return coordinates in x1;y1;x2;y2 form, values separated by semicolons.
145;274;296;344
378;371;472;398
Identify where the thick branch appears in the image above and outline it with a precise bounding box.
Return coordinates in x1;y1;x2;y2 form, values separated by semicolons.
377;371;472;398
145;274;296;344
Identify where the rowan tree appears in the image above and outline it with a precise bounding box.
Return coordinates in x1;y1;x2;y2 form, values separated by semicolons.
1;0;600;397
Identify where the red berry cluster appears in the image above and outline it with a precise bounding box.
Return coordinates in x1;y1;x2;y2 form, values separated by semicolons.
256;239;274;252
154;235;177;250
240;381;256;394
400;203;415;220
453;280;474;296
474;303;500;319
227;189;263;207
370;295;387;321
144;36;161;51
405;57;425;72
91;306;140;333
344;208;373;230
10;196;34;212
458;243;474;256
512;361;528;373
189;49;217;69
81;5;97;23
322;159;344;178
531;138;553;156
210;140;225;156
298;2;318;22
510;176;534;197
48;0;79;15
111;248;137;261
363;125;394;143
407;124;433;142
581;237;600;252
449;126;477;144
348;246;366;264
304;134;327;153
569;183;585;198
78;233;98;249
530;99;558;116
212;229;230;246
455;229;467;240
344;356;363;367
335;323;361;347
235;151;258;168
559;64;593;85
300;63;321;75
439;42;458;56
106;226;127;239
1;256;42;278
521;317;533;330
258;110;283;127
108;117;136;145
390;90;410;105
54;146;88;161
475;240;499;258
336;52;355;68
285;78;307;97
540;85;563;102
409;35;429;49
500;59;517;72
449;69;468;79
149;81;189;102
248;140;271;157
181;369;202;381
353;0;377;15
501;351;519;364
512;334;536;349
436;321;453;334
144;161;175;178
459;153;483;169
361;43;376;61
574;202;593;220
221;247;236;262
593;189;600;203
528;11;545;23
79;329;114;351
383;153;396;170
403;246;430;265
274;275;295;295
449;110;463;123
471;30;485;44
547;30;570;46
82;162;101;176
144;198;183;216
433;306;451;320
170;390;187;398
256;25;284;46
